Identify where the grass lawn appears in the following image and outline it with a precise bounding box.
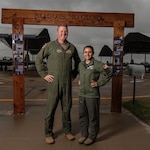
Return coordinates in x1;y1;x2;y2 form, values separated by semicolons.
122;99;150;125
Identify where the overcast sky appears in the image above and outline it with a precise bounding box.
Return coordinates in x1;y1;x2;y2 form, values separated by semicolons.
0;0;150;62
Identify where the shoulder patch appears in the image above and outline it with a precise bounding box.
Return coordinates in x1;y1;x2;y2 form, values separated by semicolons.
66;49;72;54
42;43;47;49
57;49;62;53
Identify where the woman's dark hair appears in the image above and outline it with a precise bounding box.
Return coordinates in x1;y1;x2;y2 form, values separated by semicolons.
83;45;94;54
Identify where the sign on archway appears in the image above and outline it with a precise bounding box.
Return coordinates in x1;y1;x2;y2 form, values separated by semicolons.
1;8;134;114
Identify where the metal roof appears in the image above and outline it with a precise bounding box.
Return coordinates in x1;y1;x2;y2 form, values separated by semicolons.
124;32;150;54
99;45;112;57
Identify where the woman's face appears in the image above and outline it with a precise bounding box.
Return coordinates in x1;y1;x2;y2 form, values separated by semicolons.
83;47;94;61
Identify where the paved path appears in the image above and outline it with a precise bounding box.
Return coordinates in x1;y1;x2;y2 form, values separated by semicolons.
0;70;150;101
0;101;150;150
0;70;150;150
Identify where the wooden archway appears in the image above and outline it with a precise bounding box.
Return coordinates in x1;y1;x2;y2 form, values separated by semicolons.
2;8;134;114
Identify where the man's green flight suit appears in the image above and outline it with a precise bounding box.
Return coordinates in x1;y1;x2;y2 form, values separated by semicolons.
35;39;80;137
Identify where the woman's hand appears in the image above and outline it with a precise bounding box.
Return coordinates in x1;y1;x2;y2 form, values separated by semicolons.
91;80;97;88
103;64;109;69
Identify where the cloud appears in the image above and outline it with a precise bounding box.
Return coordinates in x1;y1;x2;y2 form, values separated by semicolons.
0;0;150;62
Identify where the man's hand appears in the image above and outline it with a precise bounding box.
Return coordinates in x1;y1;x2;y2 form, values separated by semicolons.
44;74;54;83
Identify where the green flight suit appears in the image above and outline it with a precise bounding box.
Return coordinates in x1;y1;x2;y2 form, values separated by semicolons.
35;39;80;137
78;57;112;140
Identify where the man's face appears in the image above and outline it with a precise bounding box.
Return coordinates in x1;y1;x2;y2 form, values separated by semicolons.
57;26;68;41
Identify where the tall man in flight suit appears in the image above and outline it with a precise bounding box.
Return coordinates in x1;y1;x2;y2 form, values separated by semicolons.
35;25;81;144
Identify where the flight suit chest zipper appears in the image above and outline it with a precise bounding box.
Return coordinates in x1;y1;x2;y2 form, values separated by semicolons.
61;52;66;84
83;69;87;95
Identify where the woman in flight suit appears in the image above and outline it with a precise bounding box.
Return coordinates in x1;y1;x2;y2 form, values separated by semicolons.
78;45;112;145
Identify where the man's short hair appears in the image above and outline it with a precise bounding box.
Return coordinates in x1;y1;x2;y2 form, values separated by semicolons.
57;25;68;30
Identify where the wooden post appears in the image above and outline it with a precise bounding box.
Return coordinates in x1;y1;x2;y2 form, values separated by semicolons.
111;21;125;113
12;18;25;114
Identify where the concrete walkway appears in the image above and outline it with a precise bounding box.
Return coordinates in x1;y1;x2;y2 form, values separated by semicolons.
0;70;150;150
0;100;150;150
